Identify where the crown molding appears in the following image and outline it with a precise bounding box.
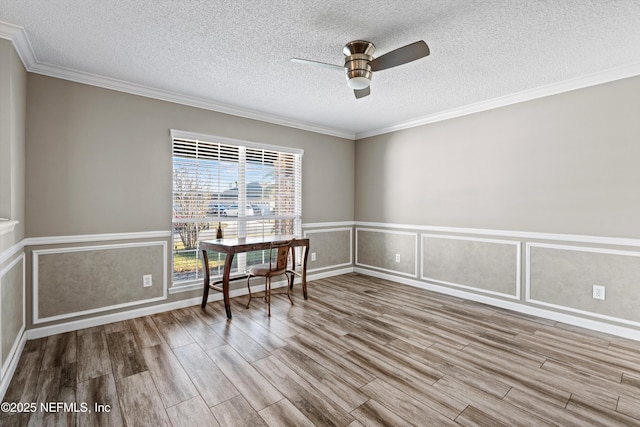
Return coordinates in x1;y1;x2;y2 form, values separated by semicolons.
0;21;355;141
3;20;640;142
28;60;356;140
356;60;640;139
0;21;37;66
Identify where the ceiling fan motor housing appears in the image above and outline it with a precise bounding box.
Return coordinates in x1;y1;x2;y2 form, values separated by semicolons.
343;41;375;89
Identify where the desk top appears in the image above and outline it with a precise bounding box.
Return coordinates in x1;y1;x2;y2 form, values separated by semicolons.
200;235;308;252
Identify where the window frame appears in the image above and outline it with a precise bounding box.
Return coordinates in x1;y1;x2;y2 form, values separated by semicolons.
170;129;303;288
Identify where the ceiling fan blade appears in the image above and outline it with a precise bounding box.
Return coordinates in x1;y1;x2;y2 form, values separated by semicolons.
290;58;345;71
354;86;370;99
369;40;430;72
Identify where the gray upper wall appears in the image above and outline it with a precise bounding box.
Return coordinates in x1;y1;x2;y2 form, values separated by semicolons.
25;74;354;237
17;59;640;240
355;75;640;239
0;38;26;250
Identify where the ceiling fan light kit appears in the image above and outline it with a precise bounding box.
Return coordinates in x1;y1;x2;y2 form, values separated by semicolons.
347;76;371;90
344;41;375;90
292;39;430;98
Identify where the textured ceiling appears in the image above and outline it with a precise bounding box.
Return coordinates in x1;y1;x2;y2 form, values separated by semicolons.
1;1;640;139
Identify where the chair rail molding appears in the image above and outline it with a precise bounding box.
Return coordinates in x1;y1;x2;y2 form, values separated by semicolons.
353;221;640;247
23;230;171;246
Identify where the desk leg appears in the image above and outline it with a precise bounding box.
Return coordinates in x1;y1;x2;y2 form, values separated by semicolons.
222;251;234;319
201;250;210;308
301;244;309;300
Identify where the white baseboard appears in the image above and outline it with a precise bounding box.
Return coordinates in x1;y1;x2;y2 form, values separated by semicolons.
354;267;640;342
0;331;27;401
308;266;354;280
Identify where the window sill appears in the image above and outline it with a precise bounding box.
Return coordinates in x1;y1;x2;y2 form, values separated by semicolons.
0;219;19;236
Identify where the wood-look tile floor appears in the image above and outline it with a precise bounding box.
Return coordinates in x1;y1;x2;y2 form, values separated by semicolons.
3;273;640;426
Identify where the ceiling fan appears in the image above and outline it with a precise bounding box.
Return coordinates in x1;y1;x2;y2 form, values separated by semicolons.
291;39;430;99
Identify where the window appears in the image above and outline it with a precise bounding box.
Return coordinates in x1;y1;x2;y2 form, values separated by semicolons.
171;130;303;285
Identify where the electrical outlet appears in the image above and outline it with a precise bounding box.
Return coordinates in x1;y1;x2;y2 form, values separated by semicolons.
592;285;605;300
395;254;401;263
311;252;317;262
143;274;153;287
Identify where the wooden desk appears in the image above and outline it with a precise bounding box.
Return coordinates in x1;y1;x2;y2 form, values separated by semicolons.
200;236;310;318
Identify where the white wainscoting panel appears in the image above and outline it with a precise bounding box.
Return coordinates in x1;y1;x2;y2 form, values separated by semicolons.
0;253;25;385
33;241;167;324
526;242;640;327
355;228;418;278
421;234;521;300
304;227;353;272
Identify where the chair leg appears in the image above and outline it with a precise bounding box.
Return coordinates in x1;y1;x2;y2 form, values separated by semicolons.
266;277;271;317
286;273;294;305
246;275;253;309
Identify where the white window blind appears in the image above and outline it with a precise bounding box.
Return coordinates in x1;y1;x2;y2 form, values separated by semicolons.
171;131;303;284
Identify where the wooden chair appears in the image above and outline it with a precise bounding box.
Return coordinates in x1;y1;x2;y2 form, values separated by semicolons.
246;239;294;316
